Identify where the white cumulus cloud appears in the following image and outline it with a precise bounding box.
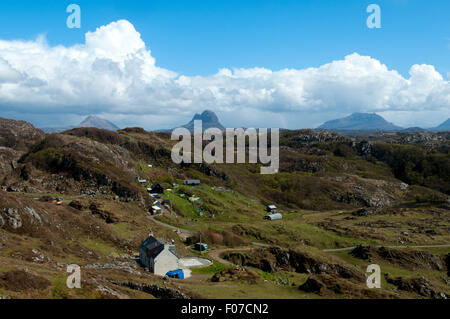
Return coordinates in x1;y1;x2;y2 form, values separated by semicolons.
0;19;448;129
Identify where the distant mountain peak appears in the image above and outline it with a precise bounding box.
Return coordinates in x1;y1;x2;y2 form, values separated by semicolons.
192;110;219;122
41;115;119;133
431;118;450;131
182;110;225;131
317;112;403;131
78;115;119;131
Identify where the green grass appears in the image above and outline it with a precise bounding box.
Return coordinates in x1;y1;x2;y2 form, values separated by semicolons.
110;223;134;239
50;277;68;299
191;260;231;275
82;239;125;257
178;279;321;299
290;223;363;249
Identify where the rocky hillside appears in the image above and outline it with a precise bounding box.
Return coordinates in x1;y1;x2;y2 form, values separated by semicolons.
0;116;448;299
0;117;44;152
0;118;45;178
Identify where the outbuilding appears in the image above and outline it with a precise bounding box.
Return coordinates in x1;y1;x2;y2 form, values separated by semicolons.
266;205;277;212
194;242;209;252
139;236;180;276
150;183;164;194
184;179;200;186
264;213;282;220
151;205;162;215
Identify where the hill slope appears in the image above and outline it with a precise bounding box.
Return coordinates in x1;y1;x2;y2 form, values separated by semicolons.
0;117;449;299
431;118;450;131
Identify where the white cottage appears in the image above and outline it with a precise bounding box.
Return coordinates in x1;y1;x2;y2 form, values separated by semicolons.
139;236;180;276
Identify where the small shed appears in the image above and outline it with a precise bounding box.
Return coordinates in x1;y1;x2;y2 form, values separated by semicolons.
264;213;282;220
189;196;200;202
138;179;148;184
153;200;161;207
184;179;200;186
266;205;277;212
151;205;162;215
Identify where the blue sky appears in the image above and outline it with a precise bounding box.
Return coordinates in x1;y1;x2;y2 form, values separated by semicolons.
0;0;449;129
1;0;449;77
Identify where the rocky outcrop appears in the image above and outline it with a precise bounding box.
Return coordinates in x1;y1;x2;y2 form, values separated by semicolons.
350;245;444;271
3;208;22;229
297;130;351;144
89;203;119;224
69;200;85;210
0;147;20;176
25;207;42;224
0;117;44;152
385;274;447;299
397;131;448;150
223;247;365;282
329;176;406;208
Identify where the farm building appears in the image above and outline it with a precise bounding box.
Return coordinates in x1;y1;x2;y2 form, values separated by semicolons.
266;205;277;212
151;206;162;215
184;179;200;186
139;236;180;276
264;213;282;220
150;183;164;194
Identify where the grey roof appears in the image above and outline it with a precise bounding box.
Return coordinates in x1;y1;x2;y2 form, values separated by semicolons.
140;236;179;259
184;179;200;184
168;246;179;258
140;236;164;258
266;213;283;220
